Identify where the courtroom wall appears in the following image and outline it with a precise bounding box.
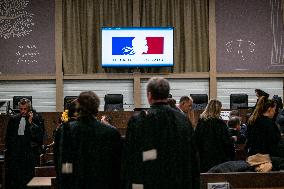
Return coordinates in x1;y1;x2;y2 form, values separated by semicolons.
0;80;56;112
64;80;134;111
217;78;283;109
0;78;282;112
141;79;209;108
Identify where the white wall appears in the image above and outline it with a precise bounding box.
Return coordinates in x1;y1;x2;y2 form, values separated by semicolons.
217;78;283;109
0;80;56;112
141;79;209;108
0;78;281;112
64;80;134;111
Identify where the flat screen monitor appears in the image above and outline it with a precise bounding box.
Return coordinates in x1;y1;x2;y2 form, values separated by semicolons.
101;27;174;68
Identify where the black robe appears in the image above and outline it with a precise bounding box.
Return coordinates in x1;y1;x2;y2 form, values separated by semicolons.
5;115;40;189
122;103;199;189
64;116;122;189
54;119;77;189
246;115;281;156
30;110;45;166
228;128;246;144
195;118;235;172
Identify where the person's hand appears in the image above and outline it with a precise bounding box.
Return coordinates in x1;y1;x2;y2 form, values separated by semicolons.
101;115;110;125
28;111;33;124
232;136;237;142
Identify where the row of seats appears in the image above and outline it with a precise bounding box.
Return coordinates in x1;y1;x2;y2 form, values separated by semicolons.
186;94;249;110
6;93;250;112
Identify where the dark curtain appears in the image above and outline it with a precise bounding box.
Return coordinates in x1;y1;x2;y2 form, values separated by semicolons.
63;0;209;74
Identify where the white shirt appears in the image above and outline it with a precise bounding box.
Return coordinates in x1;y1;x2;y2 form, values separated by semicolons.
18;117;26;135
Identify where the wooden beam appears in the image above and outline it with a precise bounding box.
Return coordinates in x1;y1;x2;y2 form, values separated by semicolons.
217;73;284;78
2;72;283;81
132;0;140;108
133;75;141;108
139;72;210;79
63;72;210;80
209;0;217;99
0;75;55;80
55;0;63;112
64;74;134;80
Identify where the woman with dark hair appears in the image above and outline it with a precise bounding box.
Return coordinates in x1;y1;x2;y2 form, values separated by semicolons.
246;96;281;156
195;99;234;172
69;91;122;189
54;99;79;189
253;89;269;110
255;89;269;99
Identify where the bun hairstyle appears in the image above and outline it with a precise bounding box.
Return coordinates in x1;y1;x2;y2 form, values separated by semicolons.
255;89;269;98
78;91;100;117
67;99;78;118
167;98;176;108
248;96;276;125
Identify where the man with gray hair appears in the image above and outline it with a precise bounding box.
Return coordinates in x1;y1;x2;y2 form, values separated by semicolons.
5;98;43;189
177;95;193;114
122;77;199;189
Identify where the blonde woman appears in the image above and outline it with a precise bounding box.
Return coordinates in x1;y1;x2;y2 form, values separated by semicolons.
195;99;234;172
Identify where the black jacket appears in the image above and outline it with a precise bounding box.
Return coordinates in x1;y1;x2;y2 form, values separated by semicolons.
66;116;122;189
122;103;199;189
195;117;235;172
54;119;78;189
276;109;284;133
246;115;281;156
228;128;246;144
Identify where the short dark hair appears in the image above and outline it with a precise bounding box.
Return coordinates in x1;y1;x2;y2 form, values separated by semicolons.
78;91;100;116
228;116;241;128
147;77;170;100
179;96;191;104
273;95;283;109
18;98;32;110
67;99;78;118
229;110;240;117
167;98;176;108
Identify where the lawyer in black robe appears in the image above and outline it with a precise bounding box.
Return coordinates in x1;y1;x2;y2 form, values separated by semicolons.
5;115;41;189
195;117;235;172
122;77;199;189
61;91;122;189
5;98;42;189
246;97;281;157
71;117;122;189
246;115;281;156
194;99;235;173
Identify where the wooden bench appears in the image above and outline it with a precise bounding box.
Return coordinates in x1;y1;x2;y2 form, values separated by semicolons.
27;177;55;189
27;166;57;188
201;172;284;189
35;166;56;177
40;153;54;167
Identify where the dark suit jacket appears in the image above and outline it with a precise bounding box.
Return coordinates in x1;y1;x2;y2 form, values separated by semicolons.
122;103;199;189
